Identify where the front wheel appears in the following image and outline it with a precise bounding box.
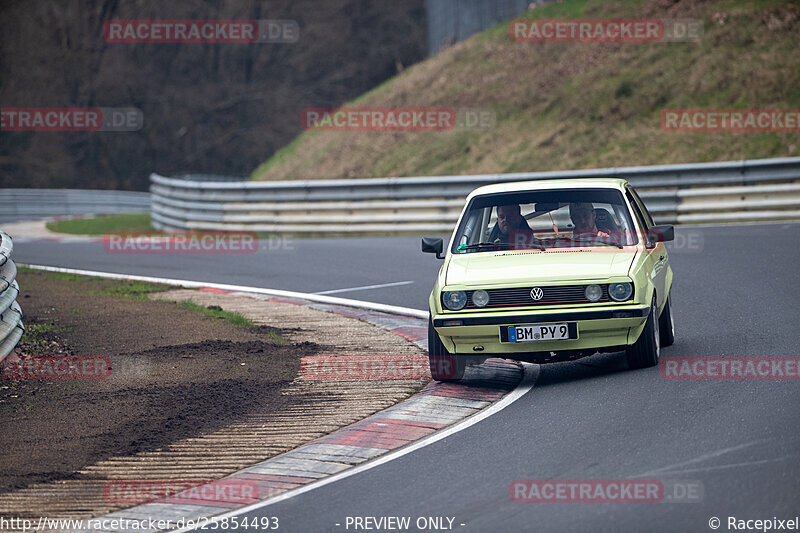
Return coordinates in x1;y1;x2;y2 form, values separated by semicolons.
428;317;465;381
626;296;660;369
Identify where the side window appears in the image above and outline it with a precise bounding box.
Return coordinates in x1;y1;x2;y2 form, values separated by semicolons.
625;191;649;232
628;187;655;227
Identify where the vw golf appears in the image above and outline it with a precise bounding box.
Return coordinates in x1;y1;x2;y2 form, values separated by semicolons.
422;178;675;381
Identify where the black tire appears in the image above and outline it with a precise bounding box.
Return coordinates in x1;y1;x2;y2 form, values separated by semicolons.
626;296;660;369
658;294;675;347
428;317;465;381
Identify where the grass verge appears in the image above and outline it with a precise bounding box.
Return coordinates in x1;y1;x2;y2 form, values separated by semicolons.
20;266;259;332
45;214;155;235
89;280;173;300
179;300;254;328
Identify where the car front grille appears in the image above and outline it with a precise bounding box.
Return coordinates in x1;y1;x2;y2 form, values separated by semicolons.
465;284;610;309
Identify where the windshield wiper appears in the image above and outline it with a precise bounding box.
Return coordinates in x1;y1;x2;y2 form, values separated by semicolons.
458;241;505;251
458;240;545;252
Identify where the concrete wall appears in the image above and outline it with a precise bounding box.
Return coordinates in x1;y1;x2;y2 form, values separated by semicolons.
426;0;534;55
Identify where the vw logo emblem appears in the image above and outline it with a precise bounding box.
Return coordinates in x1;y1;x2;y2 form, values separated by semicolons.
530;287;544;301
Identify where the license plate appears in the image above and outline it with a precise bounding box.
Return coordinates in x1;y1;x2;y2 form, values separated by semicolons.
508;323;570;342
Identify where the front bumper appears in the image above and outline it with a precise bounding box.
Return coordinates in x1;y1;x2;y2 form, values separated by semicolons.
432;305;650;356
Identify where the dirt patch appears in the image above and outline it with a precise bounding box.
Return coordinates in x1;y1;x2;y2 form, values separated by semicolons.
0;271;318;494
0;274;429;523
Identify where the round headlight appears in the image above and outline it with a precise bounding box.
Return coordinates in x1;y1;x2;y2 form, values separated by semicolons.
585;284;603;302
608;282;633;302
472;289;490;308
443;291;467;310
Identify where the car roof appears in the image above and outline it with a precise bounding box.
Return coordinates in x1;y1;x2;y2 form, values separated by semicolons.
465;177;630;200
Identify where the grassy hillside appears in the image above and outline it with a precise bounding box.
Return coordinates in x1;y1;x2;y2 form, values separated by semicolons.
252;0;800;181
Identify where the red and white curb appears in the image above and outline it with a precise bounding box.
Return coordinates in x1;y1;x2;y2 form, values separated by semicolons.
81;360;526;533
19;266;532;533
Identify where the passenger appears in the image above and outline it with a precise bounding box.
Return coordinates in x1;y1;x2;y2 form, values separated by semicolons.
569;202;610;238
489;204;531;245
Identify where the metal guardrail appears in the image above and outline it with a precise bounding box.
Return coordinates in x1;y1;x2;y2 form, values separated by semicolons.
0;189;150;221
172;174;248;182
0;232;24;362
150;157;800;233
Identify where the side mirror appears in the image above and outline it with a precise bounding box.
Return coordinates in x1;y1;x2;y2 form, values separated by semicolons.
421;237;445;259
647;225;675;245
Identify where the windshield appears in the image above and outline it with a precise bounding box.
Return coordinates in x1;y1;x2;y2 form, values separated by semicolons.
452;188;638;253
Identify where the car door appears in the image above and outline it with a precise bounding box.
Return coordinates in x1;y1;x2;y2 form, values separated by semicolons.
625;187;668;310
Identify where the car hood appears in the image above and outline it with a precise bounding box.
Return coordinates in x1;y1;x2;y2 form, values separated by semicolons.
445;248;638;286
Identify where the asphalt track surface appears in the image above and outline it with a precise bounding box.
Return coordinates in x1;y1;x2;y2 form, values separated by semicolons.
13;223;800;532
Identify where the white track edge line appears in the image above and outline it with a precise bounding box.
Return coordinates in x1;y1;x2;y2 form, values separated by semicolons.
20;262;536;532
313;280;414;295
171;363;539;533
19;264;428;319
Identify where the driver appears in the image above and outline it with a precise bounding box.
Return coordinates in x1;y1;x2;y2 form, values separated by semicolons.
569;202;610;238
489;204;531;244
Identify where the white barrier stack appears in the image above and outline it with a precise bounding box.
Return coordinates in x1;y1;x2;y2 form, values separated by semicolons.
0;232;24;362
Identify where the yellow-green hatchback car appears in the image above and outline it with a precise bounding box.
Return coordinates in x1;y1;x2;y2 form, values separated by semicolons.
422;178;675;381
